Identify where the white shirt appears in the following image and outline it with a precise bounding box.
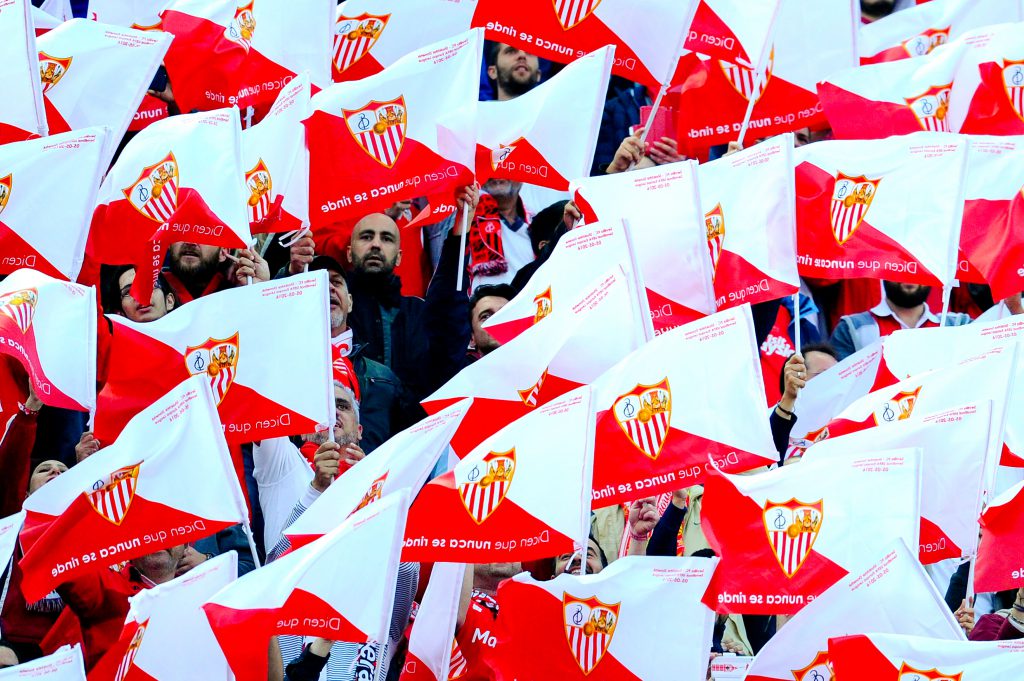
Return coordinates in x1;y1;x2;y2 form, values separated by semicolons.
252;437;313;552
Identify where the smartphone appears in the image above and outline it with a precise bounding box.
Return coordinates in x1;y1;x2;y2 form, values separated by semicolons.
149;65;168;93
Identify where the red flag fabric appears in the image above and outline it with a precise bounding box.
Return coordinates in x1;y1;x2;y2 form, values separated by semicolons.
0;269;96;411
976;478;1024;593
743;540;963;681
94;272;334;445
19;376;249;602
697;134;798;310
398;562;467;681
476;46;614;191
829;634;1024;680
702;447;922;615
403;388;593;563
795;132;967;286
160;0;333;119
471;0;699;89
307;29;481;225
495;556;716;681
0;0;47;143
0;645;87;680
947;22;1024;135
331;0;475;83
0;129;109;281
684;0;780;68
589;306;777;508
88;107;252;305
203;490;410;681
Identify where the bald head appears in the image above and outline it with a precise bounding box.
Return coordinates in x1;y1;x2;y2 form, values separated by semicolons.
348;213;402;276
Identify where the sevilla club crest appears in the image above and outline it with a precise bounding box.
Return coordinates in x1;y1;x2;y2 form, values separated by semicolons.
38;53;72;93
902;27;950;58
354;472;388;513
793;650;834;681
245;159;273;225
185;333;240;405
705;203;725;278
457;449;516;525
87;463;142;526
333;14;389;75
553;0;602;30
226;0;256;51
1002;59;1024;121
491;141;519;171
721;47;774;103
0;288;38;334
562;594;620;675
533;286;553;323
830;173;880;245
897;663;963;681
449;638;468;679
872;387;921;426
115;620;149;681
122;152;179;224
344;97;407;168
763;499;823;578
905;84;952;132
517;368;549;408
0;173;11;217
612;378;672;460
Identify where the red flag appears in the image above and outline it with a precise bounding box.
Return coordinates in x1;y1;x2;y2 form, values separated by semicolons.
795;132;967;286
948;23;1024;135
399;562;467;681
702;448;922;615
976;478;1024;593
0;0;47;143
307;29;481;225
0;645;87;680
829;634;1024;680
589;306;777;507
203;490;410;681
403;388;593;563
495;556;716;681
476;46;614;191
94;272;334;445
19;376;250;602
684;0;780;68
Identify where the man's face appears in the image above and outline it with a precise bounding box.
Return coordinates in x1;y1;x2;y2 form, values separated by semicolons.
883;281;931;309
132;545;185;579
168;242;224;280
488;44;540;97
555;540;604;576
482;178;523;201
474;562;523;588
326;270;353;332
384;200;413;221
804;350;837;380
28;460;67;495
471;295;509;355
117;269;174;323
348;215;402;276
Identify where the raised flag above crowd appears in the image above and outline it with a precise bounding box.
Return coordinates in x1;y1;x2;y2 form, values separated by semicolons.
0;0;47;142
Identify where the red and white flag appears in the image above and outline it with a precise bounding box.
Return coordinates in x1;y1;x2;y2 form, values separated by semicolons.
0;269;96;411
203;490;409;681
471;0;698;88
19;376;249;602
744;541;964;681
976;478;1024;593
399;562;467;681
570;162;716;334
702;447;922;615
89;552;237;681
241;73;310;233
307;29;481;225
0;0;47;143
590;305;776;507
403;388;594;563
476;46;614;190
160;0;333;118
87;0;169;30
31;6;62;34
0;645;86;680
684;0;780;67
819;40;965;138
36;0;71;21
947;22;1024;135
284;399;471;551
859;0;1022;64
0;512;24;582
0;129;109;281
89;107;251;305
94;272;333;445
830;634;1024;680
795;132;967;286
331;0;475;82
697;134;798;309
495;556;716;680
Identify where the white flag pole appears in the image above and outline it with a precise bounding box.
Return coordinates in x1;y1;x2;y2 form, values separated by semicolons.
242;521;263;569
792;292;801;352
636;0;701;147
940;281;954;326
734;1;783;147
455;203;470;292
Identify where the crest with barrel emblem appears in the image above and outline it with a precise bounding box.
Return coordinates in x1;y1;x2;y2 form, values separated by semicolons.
226;0;256;51
905;84;952;132
533;287;553;323
123;152;179;224
705;203;725;278
344;96;407;168
245;159;273;225
38;53;72;93
354;472;388;513
901;27;950;58
87;463;142;525
721;47;773;103
1003;59;1024;121
897;663;963;681
333;13;389;74
763;499;823;578
0;288;38;334
792;650;834;681
829;172;880;245
115;619;149;681
612;378;671;460
552;0;602;30
185;333;240;405
872;387;921;426
562;593;620;675
457;449;516;524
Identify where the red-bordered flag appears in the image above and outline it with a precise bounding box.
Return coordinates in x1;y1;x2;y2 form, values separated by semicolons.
830;634;1024;680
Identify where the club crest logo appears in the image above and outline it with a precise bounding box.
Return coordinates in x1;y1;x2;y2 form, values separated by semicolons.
902;27;950;58
38;53;72;93
517;368;549;408
457;449;516;524
87;463;142;526
830;173;880;245
705;203;725;278
763;498;823;578
553;0;602;30
122;152;179;224
793;650;834;681
333;13;389;74
897;663;963;681
0;173;10;217
563;594;619;675
185;333;240;405
612;378;671;460
1002;59;1024;121
905;84;952;132
245;159;273;225
448;638;468;679
226;0;256;51
533;287;553;323
115;619;149;681
491;141;520;171
344;97;407;168
873;387;921;426
0;288;38;334
721;47;774;103
354;472;388;513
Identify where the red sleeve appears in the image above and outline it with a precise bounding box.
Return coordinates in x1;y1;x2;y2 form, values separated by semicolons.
0;411;37;517
970;614;1024;641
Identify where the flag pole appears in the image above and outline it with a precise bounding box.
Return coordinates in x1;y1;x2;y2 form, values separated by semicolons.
734;1;782;147
455;201;470;292
242;521;263;569
965;556;976;607
792;292;801;353
637;0;700;147
940;281;953;326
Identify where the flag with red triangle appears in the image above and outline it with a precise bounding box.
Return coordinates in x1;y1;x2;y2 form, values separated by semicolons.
398;562;467;681
947;22;1024;136
87;0;168;30
829;634;1024;680
684;0;780;68
0;645;87;680
976;478;1024;593
0;0;47;143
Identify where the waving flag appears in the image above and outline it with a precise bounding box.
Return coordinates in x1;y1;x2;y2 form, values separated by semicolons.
795;132;967;286
0;129;108;281
94;272;333;445
87;0;169;29
160;0;333;118
472;0;698;88
697;134;798;309
308;29;481;225
684;0;780;67
404;388;593;563
19;376;249;602
947;22;1024;136
89;107;251;305
830;634;1024;680
476;46;613;190
0;0;47;143
399;562;467;681
0;269;96;411
0;645;86;680
0;513;24;585
203;491;409;681
495;556;716;681
976;479;1024;593
702;447;922;615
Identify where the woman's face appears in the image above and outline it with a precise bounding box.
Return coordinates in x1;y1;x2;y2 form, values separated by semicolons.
28;460;67;495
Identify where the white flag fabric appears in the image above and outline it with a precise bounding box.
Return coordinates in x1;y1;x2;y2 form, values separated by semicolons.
0;645;86;680
830;633;1024;679
399;562;467;681
0;512;24;581
87;0;169;30
0;0;47;142
684;0;781;68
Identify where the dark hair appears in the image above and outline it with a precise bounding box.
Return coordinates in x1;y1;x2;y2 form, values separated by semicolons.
590;534;609;568
100;264;174;315
468;284;516;323
777;342;840;396
484;40;503;69
691;548;717;559
529;200;568;256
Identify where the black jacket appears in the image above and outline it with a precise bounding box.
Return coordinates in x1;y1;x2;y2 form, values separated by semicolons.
350;343;425;453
